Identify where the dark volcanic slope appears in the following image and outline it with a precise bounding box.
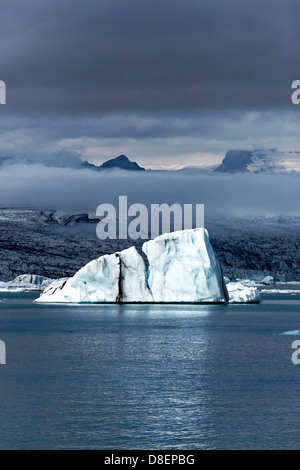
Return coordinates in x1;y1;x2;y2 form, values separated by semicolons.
207;217;300;281
0;209;139;281
0;209;299;282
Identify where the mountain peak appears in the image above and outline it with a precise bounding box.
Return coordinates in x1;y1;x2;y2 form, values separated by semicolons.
100;154;145;171
82;154;146;172
113;154;130;162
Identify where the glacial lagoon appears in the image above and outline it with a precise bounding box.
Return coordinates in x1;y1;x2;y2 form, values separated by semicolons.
0;292;300;450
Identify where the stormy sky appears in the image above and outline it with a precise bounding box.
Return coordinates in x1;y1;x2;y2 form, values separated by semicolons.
1;0;300;169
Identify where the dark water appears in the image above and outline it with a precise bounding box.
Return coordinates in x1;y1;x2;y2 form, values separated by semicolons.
0;292;300;450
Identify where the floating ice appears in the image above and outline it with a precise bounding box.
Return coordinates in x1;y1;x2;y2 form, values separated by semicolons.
226;282;261;304
281;330;300;336
0;274;55;292
36;228;260;304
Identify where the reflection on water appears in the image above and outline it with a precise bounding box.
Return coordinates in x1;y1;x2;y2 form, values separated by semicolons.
0;292;299;449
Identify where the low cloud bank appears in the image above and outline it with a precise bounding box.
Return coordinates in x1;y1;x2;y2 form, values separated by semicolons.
0;163;298;219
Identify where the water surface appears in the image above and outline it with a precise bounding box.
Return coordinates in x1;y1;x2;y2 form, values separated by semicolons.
0;292;299;450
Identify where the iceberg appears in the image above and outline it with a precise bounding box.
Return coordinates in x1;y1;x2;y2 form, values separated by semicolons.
36;228;259;304
0;274;56;292
226;282;261;303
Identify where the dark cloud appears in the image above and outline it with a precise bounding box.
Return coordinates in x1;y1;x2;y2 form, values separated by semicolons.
0;0;299;170
0;0;298;115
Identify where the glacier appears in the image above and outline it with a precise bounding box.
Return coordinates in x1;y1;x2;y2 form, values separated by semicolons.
36;228;260;304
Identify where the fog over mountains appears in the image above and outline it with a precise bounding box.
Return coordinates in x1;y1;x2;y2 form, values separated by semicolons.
215;149;300;174
1;148;300;174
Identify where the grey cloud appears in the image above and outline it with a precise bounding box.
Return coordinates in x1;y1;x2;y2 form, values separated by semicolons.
0;0;298;115
36;150;83;168
0;0;299;169
1;110;300;170
0;150;82;170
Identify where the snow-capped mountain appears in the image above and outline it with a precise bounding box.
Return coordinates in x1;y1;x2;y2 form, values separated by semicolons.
215;149;300;173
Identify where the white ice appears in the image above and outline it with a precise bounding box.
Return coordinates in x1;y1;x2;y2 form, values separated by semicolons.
36;228;260;304
226;282;261;303
142;229;228;303
0;274;55;292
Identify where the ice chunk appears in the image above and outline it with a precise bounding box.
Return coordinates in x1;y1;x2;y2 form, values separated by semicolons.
0;274;56;292
281;330;300;335
227;282;261;303
261;276;275;285
9;274;54;288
